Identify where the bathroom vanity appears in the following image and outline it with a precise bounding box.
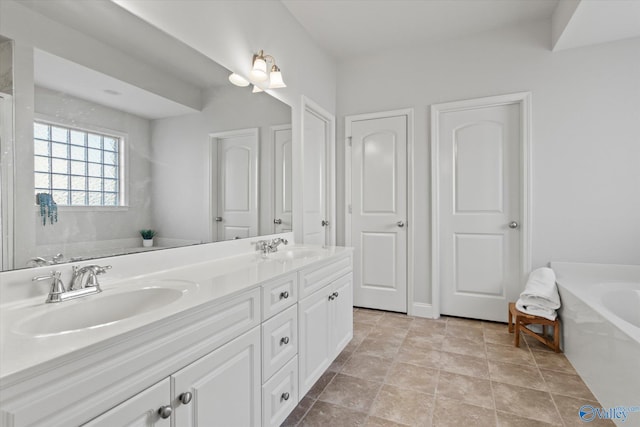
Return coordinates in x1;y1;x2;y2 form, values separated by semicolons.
0;238;353;427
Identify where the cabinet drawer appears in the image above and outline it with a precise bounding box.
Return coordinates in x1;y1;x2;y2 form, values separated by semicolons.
262;356;298;427
298;253;352;298
262;304;298;381
261;272;297;320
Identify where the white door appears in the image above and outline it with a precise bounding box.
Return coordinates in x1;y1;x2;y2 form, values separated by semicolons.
302;110;328;245
349;115;408;313
437;103;522;322
172;327;261;427
213;129;259;241
272;125;292;233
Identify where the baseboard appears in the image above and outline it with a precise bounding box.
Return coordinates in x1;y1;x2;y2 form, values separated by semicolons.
410;302;439;319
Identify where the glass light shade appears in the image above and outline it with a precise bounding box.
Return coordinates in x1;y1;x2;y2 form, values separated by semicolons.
268;70;286;89
228;73;250;87
250;57;268;82
252;85;263;93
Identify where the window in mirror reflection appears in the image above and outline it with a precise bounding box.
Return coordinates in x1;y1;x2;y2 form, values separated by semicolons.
33;121;123;206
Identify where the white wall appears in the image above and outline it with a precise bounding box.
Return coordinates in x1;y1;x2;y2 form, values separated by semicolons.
111;0;337;244
337;19;640;305
151;86;291;242
34;86;153;250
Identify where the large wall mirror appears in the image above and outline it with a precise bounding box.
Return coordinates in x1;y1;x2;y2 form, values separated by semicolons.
0;1;293;271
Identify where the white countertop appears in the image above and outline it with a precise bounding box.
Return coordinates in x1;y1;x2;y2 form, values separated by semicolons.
0;245;352;383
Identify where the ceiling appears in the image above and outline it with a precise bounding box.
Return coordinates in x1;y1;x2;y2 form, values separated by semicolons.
281;0;640;60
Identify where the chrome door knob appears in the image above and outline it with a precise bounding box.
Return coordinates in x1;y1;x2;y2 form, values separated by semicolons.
508;221;519;229
397;221;405;228
280;291;289;299
280;336;290;345
274;218;282;224
179;392;193;405
215;217;223;222
281;392;290;401
158;405;172;419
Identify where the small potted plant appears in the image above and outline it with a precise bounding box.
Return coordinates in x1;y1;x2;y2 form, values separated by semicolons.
140;229;156;247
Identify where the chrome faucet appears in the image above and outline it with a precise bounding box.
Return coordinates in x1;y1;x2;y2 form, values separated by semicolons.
33;264;111;303
27;253;64;267
255;238;289;254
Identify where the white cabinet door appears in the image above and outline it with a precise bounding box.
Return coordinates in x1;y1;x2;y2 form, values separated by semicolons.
330;273;353;357
82;378;171;427
298;286;332;397
172;327;261;427
273;125;293;233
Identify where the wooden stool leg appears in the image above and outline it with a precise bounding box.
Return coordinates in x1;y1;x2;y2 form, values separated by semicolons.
508;307;513;333
553;323;560;352
542;325;547;337
514;318;521;348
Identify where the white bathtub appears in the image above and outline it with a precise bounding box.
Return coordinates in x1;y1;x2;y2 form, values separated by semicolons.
552;262;640;419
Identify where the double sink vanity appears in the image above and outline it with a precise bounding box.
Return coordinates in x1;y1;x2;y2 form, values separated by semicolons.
0;235;353;427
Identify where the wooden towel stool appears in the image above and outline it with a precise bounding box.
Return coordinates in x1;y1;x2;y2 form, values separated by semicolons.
508;302;561;352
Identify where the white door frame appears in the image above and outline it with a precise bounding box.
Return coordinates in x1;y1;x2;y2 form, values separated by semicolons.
431;92;532;319
208;128;259;241
271;123;292;234
301;96;336;246
0;94;14;270
345;109;415;314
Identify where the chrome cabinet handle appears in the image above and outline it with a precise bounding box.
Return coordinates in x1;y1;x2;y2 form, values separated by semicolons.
280;291;289;300
321;220;330;227
281;392;290;401
158;405;172;419
179;392;193;404
215;217;223;222
274;218;282;224
509;221;519;229
328;295;335;301
280;336;290;345
332;291;339;298
397;221;405;228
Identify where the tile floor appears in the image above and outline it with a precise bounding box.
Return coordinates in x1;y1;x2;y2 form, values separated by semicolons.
282;308;615;427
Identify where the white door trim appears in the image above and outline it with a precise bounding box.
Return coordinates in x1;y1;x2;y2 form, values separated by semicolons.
431;92;532;319
345;108;415;315
301;96;336;246
208;128;259;241
271;123;292;234
0;94;14;270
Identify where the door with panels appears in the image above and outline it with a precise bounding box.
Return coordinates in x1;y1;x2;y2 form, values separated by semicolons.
272;125;292;233
347;113;408;313
433;95;527;322
211;128;259;241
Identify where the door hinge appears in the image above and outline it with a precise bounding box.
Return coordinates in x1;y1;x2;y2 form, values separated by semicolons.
347;136;352;147
348;204;352;214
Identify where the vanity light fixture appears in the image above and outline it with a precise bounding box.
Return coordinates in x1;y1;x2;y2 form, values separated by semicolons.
228;73;250;87
228;50;286;90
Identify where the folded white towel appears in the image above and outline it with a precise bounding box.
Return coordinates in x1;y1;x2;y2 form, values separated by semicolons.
520;267;560;310
516;299;557;321
515;267;561;321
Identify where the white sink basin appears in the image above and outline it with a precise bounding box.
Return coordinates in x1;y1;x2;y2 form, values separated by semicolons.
267;247;328;261
14;280;196;337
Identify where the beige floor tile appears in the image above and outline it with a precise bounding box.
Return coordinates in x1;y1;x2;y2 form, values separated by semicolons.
327;349;352;373
482;320;509;332
317;373;381;413
432;396;496;427
446;316;485;329
552;394;617;427
299;400;368;427
532;351;577;374
370;384;434;426
436;371;494;409
486;342;535;366
354;309;385;325
403;333;444;352
380;311;415;328
410;318;447;334
341;353;392;382
384;362;439;394
540;369;596;400
367;325;408;345
484;329;525;347
523;333;557;353
441;336;486;358
492;382;561;424
281;396;315;427
439;351;490;379
306;370;337;399
496;410;562;426
355;337;402;359
445;324;485;343
364;416;411;427
488;360;548;391
396;345;442;369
